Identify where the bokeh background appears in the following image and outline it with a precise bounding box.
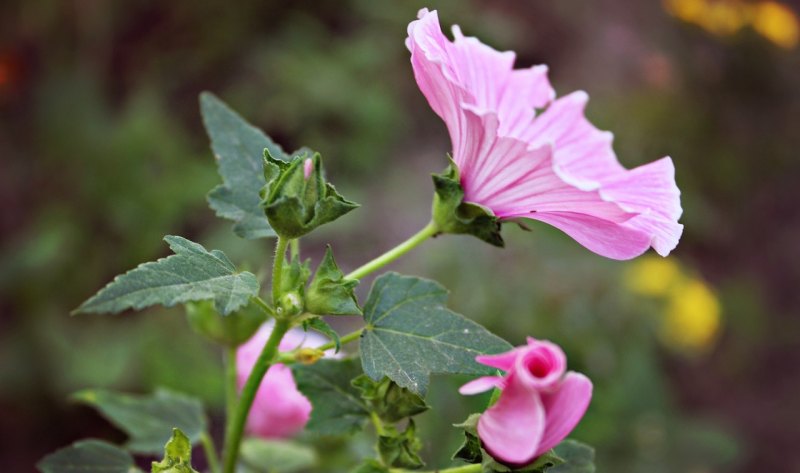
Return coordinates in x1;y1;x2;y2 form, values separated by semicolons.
2;0;799;472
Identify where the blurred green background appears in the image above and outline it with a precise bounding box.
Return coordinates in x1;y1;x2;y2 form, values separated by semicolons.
2;0;799;472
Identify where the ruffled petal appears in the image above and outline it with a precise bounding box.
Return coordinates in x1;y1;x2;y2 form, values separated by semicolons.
535;372;593;456
513;339;567;390
459;375;505;395
601;157;684;256
246;364;312;438
478;374;545;465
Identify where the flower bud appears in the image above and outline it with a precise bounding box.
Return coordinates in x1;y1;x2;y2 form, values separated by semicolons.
295;347;324;365
261;151;359;239
278;291;304;318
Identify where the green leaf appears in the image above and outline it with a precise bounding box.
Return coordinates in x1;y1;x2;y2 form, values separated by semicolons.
240;438;317;473
200;91;288;239
37;439;141;473
352;375;429;424
303;317;341;353
262;151;359;239
349;459;389;473
72;389;207;454
306;246;361;316
151;429;199;473
431;159;504;247
378;420;425;469
549;441;595;473
185;300;266;346
360;272;512;395
291;358;369;435
74;236;259;316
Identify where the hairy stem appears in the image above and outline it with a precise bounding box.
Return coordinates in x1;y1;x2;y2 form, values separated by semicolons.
199;432;220;473
221;317;290;473
345;221;438;280
290;239;300;261
272;237;290;305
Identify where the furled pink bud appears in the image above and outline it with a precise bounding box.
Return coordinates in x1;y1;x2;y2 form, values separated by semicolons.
303;157;313;180
236;321;329;438
460;338;592;466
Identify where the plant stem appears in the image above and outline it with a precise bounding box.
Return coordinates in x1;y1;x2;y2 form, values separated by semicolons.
252;296;274;316
390;464;481;473
345;221;439;280
221;318;290;473
199;432;221;473
318;328;363;352
224;346;237;422
369;411;387;436
290;239;300;260
272;237;290;305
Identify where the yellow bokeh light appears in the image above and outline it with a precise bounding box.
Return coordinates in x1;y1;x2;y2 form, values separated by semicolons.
624;256;682;297
661;279;722;351
752;1;800;48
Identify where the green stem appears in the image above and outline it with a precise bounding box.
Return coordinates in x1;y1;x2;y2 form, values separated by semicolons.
200;432;220;473
370;411;387;436
272;237;290;306
318;328;363;352
290;239;300;261
221;317;291;473
224;346;237;422
390;464;481;473
252;296;274;316
345;221;439;281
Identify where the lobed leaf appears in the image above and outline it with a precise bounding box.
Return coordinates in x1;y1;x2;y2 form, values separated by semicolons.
75;236;259;316
200;92;288;239
36;440;141;473
360;272;512;395
72;389;207;454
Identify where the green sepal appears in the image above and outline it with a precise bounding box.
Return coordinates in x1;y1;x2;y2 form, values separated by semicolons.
349;459;390;473
302;317;341;353
451;415;594;473
280;257;312;295
431;159;504;247
262;150;359;239
185;299;267;347
377;420;425;469
352;375;429;424
151;429;199;473
306;246;361;316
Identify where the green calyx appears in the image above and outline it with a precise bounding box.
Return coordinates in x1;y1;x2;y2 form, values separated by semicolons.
151;429;199;473
261;150;359;239
306;246;361;316
378;419;425;469
352;375;429;424
431;159;504;247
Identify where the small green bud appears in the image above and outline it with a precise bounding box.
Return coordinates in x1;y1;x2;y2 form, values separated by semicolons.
431;158;504;247
151;429;198;473
352;375;429;423
295;347;324;365
261;150;359;239
306;246;361;316
278;291;304;318
185;300;266;347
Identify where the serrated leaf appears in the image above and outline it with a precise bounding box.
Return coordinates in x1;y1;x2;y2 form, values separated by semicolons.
303;317;341;353
291;359;369;435
75;236;259;316
306;246;361;316
151;429;199;473
240;438;317;473
72;389;206;454
36;440;142;473
360;272;512;395
200;92;288;239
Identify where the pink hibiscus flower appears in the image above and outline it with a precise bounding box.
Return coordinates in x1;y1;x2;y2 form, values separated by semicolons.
460;338;593;466
407;9;682;260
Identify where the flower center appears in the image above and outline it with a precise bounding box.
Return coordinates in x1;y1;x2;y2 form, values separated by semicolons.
527;355;551;378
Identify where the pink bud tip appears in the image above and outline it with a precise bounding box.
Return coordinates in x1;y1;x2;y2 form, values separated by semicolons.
303;158;313;180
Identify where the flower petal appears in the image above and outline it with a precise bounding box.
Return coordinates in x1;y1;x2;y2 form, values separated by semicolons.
535;372;593;456
478;374;546;465
459;376;505;395
246;364;312;438
513;339;567;390
476;348;520;372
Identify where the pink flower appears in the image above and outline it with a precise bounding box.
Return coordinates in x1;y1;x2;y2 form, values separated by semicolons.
237;321;328;438
407;9;682;260
460;338;592;466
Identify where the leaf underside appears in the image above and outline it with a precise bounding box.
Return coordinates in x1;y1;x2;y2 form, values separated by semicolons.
36;439;141;473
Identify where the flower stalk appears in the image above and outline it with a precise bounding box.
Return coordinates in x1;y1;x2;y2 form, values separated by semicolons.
345;221;439;281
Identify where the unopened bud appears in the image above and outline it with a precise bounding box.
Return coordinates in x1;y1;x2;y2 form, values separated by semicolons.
279;292;304;318
296;347;324;365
